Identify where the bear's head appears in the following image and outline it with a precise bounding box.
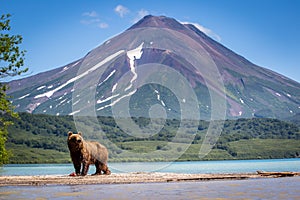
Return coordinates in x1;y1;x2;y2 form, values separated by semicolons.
67;131;84;151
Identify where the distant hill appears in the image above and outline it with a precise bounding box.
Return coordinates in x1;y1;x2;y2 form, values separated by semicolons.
6;15;300;120
5;113;300;163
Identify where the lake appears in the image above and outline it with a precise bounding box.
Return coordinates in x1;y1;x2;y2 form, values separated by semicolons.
1;177;299;199
1;158;300;175
1;158;300;199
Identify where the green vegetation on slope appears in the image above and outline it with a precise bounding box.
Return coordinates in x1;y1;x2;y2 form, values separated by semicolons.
5;113;300;163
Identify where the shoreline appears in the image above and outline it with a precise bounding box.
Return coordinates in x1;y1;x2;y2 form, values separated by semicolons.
1;172;299;186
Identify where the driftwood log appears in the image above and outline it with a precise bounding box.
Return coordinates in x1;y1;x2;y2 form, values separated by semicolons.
256;171;300;177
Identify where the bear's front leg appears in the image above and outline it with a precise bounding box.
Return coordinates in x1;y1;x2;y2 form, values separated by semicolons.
81;161;90;176
73;161;81;176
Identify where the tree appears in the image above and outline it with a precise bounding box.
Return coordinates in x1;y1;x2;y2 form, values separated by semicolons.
0;14;28;165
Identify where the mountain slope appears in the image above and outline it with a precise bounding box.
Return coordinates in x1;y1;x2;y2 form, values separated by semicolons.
6;15;300;120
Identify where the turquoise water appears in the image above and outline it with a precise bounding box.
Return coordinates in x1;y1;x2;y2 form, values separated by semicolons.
1;159;300;199
1;158;300;176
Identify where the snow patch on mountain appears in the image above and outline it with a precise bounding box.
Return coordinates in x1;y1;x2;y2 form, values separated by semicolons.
125;42;144;91
73;99;80;106
97;89;137;111
56;98;68;107
112;83;118;92
97;94;120;104
18;93;30;100
27;102;41;113
96;45;146;111
60;66;69;73
60;60;81;73
99;70;116;86
37;86;46;90
275;92;281;97
239;98;244;104
69;110;81;115
154;90;166;107
34;50;124;99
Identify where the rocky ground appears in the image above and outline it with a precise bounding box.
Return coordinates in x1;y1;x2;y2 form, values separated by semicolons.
1;172;299;186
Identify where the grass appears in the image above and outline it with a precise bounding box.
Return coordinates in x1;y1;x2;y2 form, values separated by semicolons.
7;143;70;164
7;139;300;163
228;139;300;159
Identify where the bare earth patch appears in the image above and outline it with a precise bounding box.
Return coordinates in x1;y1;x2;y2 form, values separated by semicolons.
1;172;299;186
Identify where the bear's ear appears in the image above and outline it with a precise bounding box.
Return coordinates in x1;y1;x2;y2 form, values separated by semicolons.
68;131;73;137
78;132;82;136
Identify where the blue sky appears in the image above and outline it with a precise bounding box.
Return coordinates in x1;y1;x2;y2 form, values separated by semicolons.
1;0;300;82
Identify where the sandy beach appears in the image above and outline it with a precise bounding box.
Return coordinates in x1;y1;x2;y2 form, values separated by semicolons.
1;171;299;186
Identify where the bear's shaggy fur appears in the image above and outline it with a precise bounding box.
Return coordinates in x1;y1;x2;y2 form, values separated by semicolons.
67;131;111;176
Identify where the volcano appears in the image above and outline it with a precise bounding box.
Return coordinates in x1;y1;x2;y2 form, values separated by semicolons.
7;15;300;120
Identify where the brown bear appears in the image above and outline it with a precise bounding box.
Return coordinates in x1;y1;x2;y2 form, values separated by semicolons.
67;131;111;176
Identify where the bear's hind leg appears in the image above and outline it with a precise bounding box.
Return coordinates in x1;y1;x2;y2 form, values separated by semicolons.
92;161;102;176
101;163;111;175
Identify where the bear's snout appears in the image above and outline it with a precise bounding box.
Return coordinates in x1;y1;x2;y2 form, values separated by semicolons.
70;137;82;144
